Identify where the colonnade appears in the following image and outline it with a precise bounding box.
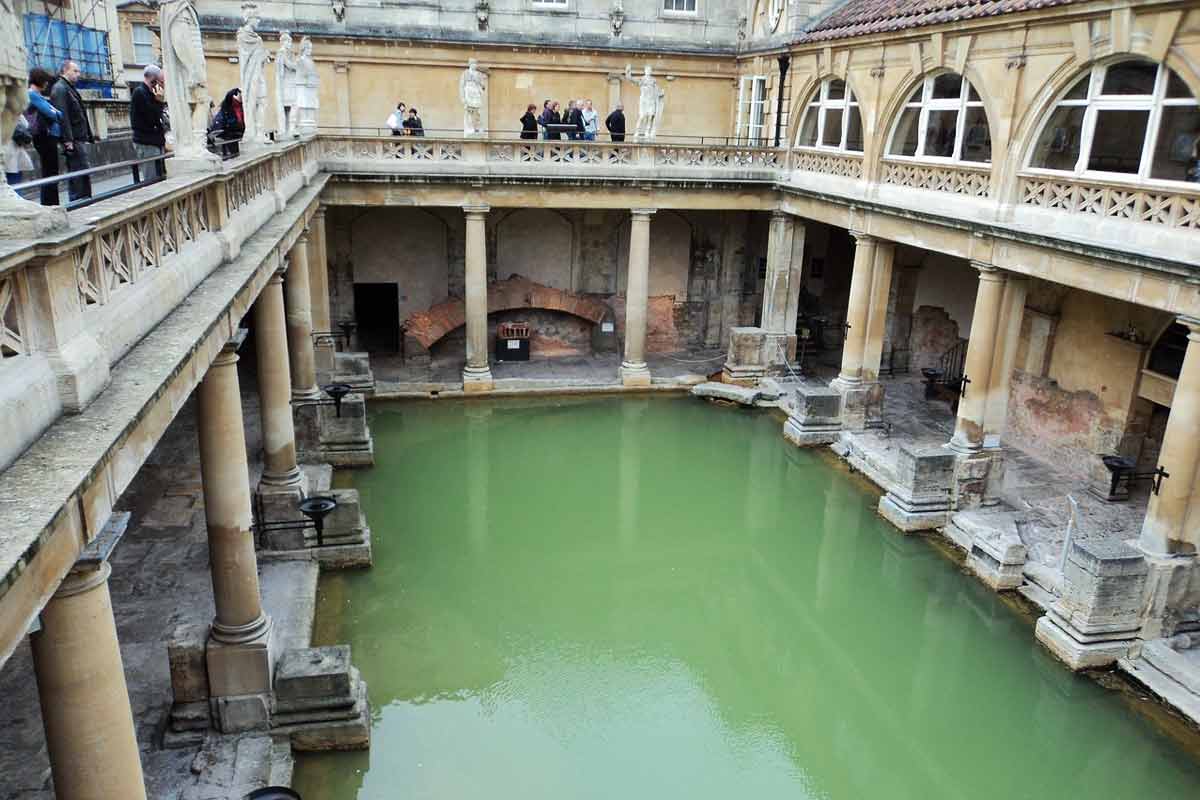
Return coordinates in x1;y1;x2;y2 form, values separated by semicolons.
26;221;332;799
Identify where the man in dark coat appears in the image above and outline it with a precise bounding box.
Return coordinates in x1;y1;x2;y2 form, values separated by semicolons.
605;104;626;142
130;65;168;179
50;60;93;201
568;101;584;140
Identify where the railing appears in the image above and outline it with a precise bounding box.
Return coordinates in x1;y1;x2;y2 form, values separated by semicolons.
1018;174;1200;231
317;126;773;147
880;159;992;198
789;149;864;180
13;153;171;211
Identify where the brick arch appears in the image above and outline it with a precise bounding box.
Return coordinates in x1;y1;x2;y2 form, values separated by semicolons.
402;275;612;349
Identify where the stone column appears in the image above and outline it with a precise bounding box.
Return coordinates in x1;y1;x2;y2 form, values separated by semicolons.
308;208;335;376
760;211;796;333
832;232;876;388
949;264;1007;454
860;240;896;382
254;268;303;493
462;204;494;392
285;233;320;401
1140;317;1200;555
31;563;147;800
621;208;655;387
983;275;1027;444
198;340;273;699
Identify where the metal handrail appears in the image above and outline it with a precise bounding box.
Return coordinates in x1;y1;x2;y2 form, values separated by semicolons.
13;151;172;211
316;126;780;148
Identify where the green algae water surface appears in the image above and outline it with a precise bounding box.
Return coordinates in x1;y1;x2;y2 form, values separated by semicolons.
294;395;1200;800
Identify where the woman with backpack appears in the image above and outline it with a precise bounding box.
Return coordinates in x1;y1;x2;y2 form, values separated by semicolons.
25;68;63;205
208;88;246;158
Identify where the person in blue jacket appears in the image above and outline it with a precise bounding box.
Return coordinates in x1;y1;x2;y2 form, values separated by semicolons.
25;68;63;206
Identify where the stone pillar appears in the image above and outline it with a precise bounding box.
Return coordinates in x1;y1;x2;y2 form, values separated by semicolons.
285;234;320;401
308;208;335;376
948;264;1006;454
31;563;147;800
832;232;876;388
860;240;896;382
982;275;1027;445
620;208;655;387
462;204;494;392
198;340;273;703
255;268;305;497
760;211;796;333
1141;317;1200;556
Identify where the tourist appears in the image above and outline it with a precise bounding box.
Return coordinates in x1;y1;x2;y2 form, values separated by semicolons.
564;100;578;140
520;104;538;140
605;103;626;142
403;107;424;136
4;115;33;186
386;102;407;135
208;88;246;158
25;68;62;206
130;64;168;180
581;99;599;141
50;60;93;202
539;101;560;140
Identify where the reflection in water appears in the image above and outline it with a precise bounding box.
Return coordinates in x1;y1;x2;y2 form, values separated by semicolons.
295;396;1200;800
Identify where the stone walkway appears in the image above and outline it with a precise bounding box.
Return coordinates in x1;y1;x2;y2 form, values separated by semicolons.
0;361;317;800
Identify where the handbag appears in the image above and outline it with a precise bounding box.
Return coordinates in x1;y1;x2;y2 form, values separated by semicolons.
11;115;33;146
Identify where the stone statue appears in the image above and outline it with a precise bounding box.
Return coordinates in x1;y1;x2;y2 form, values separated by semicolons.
459;58;486;136
296;37;319;134
610;0;625;37
622;64;665;141
330;0;346;21
237;2;270;145
160;0;216;165
476;0;489;31
275;31;299;138
0;0;65;234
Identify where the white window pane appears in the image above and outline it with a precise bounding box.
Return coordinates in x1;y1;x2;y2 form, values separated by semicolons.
827;79;845;100
846;106;863;152
923;109;959;157
1165;70;1195;100
797;107;818;146
931;74;962;99
890;107;920;156
1149;106;1200;181
1030;105;1085;171
1064;75;1089;100
1087;109;1149;173
1100;62;1157;95
821;108;843;147
960;107;991;163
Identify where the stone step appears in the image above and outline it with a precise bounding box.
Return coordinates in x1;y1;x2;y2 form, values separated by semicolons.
690;382;761;406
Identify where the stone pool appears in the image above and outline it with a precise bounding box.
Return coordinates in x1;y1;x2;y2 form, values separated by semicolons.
293;395;1200;799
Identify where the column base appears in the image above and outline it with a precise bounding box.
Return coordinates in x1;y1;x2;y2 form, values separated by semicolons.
463;365;495;393
257;487;374;570
207;617;274;698
295;394;375;468
781;383;842;447
876;444;957;532
829;376;871;431
255;475;309;552
620;361;652;387
1035;613;1137;671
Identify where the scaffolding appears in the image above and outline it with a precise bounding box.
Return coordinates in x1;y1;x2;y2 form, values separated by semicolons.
24;0;117;94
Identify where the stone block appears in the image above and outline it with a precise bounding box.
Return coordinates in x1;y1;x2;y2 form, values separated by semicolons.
168;623;211;703
213;693;272;733
967;525;1027;591
782;382;842;447
1051;539;1148;646
207;635;274;698
952;450;992;510
1035;614;1136;671
722;327;768;385
878;444;955;532
829;379;871;431
275;646;353;702
691;382;760;406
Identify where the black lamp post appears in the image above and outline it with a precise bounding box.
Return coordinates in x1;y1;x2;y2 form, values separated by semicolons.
245;788;302;800
299;495;338;548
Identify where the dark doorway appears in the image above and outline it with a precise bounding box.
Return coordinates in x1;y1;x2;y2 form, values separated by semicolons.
354;282;400;353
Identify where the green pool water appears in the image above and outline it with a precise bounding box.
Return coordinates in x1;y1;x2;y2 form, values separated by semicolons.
293;395;1200;800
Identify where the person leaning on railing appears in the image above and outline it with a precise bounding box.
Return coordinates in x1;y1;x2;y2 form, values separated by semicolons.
130;65;168;179
24;68;63;206
208;89;246;158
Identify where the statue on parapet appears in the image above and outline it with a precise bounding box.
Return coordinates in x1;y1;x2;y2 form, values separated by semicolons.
296;37;319;135
237;2;271;145
275;31;299;138
622;64;665;141
160;0;217;168
459;58;486;136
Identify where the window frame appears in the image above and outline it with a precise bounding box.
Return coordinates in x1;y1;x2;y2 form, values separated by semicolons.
885;72;991;165
768;0;785;31
130;22;155;66
1024;60;1200;188
662;0;698;15
794;78;862;153
736;75;768;145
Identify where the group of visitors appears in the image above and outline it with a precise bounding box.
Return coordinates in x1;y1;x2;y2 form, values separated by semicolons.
523;99;626;141
6;61;97;205
385;102;425;136
5;59;255;206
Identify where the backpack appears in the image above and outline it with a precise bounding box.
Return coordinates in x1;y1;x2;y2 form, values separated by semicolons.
22;108;45;139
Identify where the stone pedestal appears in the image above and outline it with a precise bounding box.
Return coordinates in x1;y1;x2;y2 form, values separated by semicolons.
31;562;148;800
326;350;375;395
722;327;796;386
272;646;371;751
877;445;956;531
1137;551;1200;641
296;392;375;467
782;383;842;446
829;378;875;431
1035;539;1148;669
258;488;373;570
952;449;994;511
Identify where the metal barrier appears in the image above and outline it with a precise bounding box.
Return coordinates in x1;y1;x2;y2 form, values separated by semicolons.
11;151;171;211
316;126;776;147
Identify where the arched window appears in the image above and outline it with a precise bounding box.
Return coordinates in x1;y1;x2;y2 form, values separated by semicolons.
768;0;784;31
886;73;991;163
1029;60;1200;183
795;79;863;152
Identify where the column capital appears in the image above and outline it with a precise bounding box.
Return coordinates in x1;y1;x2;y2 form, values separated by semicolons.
463;204;491;217
295;229;310;247
770;209;793;221
631;208;657;218
850;230;874;244
53;561;112;599
312;205;327;221
268;265;287;282
971;260;1003;278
